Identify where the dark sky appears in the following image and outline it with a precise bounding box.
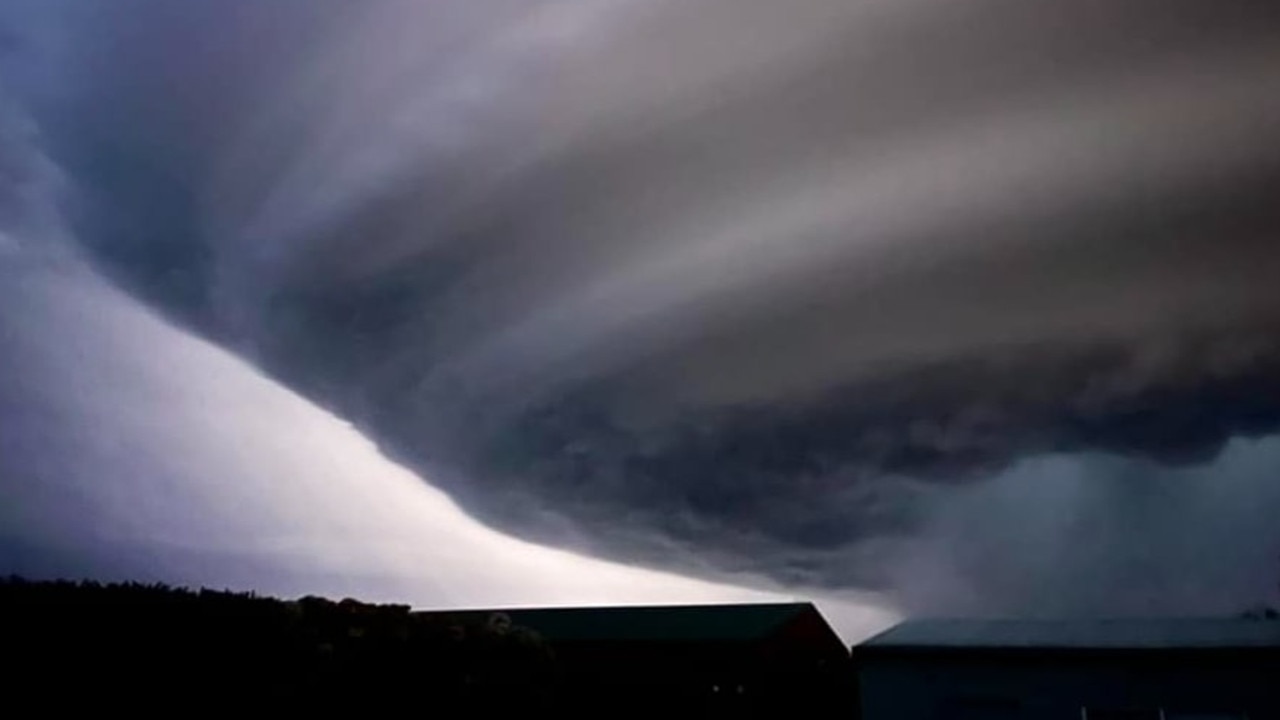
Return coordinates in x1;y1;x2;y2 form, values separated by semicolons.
2;0;1280;623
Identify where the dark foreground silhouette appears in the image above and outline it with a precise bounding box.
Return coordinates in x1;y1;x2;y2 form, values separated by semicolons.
0;577;847;716
5;577;1277;717
0;577;555;713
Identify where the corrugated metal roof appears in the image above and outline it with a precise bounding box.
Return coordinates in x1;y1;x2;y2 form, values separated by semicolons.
859;619;1280;650
493;602;818;642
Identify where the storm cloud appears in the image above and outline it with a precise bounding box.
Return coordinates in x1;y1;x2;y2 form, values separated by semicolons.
4;253;876;621
2;0;1280;616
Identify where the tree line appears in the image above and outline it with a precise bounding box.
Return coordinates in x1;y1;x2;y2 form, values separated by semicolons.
0;576;555;712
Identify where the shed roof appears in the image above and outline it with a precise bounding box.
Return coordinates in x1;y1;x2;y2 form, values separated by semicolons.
426;602;825;643
859;618;1280;651
509;602;820;642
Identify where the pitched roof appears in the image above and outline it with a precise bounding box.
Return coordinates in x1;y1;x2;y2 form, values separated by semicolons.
431;602;824;643
859;618;1280;651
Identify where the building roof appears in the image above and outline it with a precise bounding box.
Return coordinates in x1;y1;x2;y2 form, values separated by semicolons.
859;618;1280;651
429;602;824;643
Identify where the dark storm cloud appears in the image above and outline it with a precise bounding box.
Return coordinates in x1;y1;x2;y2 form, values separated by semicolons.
438;326;1280;589
5;0;1280;613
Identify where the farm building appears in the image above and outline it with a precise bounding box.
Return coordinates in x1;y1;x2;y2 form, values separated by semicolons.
423;602;849;716
851;618;1280;719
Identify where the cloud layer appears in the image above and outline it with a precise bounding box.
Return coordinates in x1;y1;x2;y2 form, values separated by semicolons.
3;0;1280;615
0;252;907;640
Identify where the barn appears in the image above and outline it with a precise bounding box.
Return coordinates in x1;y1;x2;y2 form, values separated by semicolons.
423;602;848;717
851;619;1280;719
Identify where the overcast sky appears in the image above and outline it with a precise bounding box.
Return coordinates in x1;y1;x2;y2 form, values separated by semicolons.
1;0;1279;630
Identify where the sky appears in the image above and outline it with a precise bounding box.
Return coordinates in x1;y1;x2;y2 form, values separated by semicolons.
1;0;1279;636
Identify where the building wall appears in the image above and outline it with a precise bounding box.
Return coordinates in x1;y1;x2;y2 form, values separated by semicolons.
855;651;1279;720
548;639;849;718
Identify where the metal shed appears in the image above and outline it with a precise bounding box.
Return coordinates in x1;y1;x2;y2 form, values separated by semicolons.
852;619;1280;720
